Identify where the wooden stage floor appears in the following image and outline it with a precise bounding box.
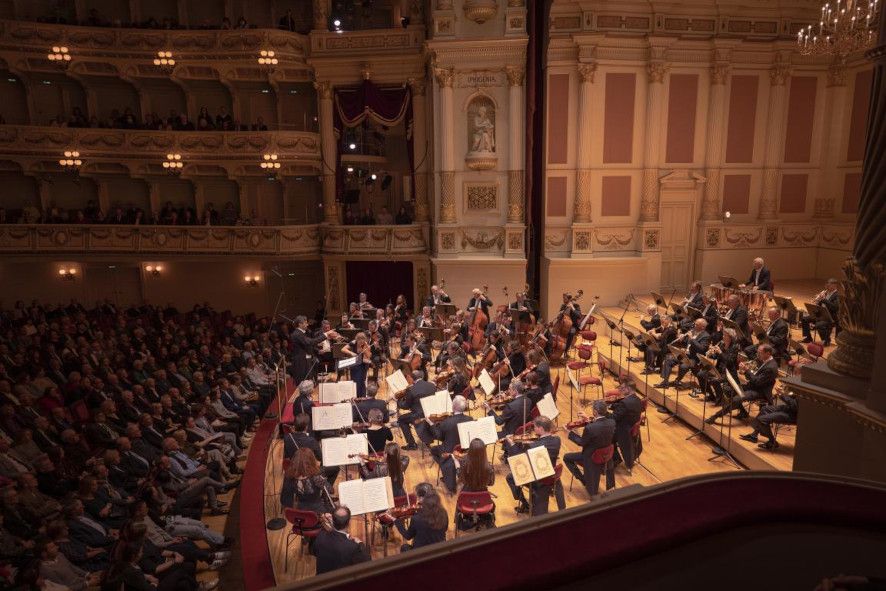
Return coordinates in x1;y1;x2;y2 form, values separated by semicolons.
263;278;825;584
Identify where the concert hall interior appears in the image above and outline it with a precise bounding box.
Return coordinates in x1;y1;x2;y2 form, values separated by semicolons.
1;0;885;590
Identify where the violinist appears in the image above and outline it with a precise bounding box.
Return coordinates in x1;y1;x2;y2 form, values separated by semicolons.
417;306;435;328
357;292;374;311
393;483;448;552
336;313;354;331
467;288;493;315
563;400;617;497
362;442;409;496
366;320;387;379
435;341;464;373
362;408;393;453
396;370;436;451
348;302;364;320
446;357;471;398
485;308;511;339
525;349;552;398
509;291;536;316
429;395;473;494
505;416;562;515
351;381;390;424
340;332;370;398
655;318;710;390
610;381;643;473
558;292;583;354
706;344;778;424
281;447;333;512
393;294;410;325
425;284;452;308
283;413;340;485
801;278;840;346
314;319;336;374
399;333;430;380
484;381;533;454
459;437;496;492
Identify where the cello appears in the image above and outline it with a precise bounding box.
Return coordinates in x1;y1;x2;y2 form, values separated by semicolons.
468;285;490;352
549;289;583;363
513;283;537;349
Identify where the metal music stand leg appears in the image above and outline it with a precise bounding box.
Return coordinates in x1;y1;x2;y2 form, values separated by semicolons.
662;386;680;424
708;408;741;468
686;387;708;441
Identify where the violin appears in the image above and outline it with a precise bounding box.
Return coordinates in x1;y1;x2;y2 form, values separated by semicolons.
565;416;591;430
499;432;539;445
440;446;466;460
387;505;420;520
428;412;452;423
487;392;515;409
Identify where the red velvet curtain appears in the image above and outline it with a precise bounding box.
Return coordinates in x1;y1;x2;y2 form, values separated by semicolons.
345;260;414;311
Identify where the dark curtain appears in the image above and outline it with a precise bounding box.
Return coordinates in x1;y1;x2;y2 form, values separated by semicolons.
333;80;414;202
525;0;549;297
345;261;414;311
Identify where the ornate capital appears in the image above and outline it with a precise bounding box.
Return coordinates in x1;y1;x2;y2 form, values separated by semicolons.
505;66;525;87
577;63;598;84
434;67;455;88
769;63;791;87
646;61;669;84
827;62;847;87
408;77;427;96
828;257;884;379
313;80;333;100
710;63;730;85
639;168;660;222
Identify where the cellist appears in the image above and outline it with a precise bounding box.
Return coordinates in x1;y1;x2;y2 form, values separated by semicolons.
558;292;583;355
467;288;493;315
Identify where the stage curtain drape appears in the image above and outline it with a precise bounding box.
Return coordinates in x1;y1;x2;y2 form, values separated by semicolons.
345;261;414;312
333;80;414;202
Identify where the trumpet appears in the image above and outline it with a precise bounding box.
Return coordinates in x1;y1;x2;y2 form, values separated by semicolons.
813;289;828;304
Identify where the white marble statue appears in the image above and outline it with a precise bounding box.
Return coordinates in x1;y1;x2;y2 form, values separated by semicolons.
471;105;495;153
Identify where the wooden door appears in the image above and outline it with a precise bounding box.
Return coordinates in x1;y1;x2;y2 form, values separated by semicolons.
659;202;694;290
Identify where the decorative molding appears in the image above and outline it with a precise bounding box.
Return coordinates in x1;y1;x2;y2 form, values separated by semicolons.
505;66;525;87
710;63;730;85
577;62;598;84
646;61;669;83
456;70;505;88
434;66;455;88
697;222;854;252
440;171;457;222
461;229;504;250
769;62;792;86
465;183;498;211
507;170;525;223
643;229;660;251
827;61;848;87
594;228;636;250
463;0;499;24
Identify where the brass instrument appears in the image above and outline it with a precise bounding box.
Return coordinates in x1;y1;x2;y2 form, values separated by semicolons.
812;289;828;304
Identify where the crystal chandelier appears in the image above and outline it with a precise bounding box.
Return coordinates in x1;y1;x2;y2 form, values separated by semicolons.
797;0;880;58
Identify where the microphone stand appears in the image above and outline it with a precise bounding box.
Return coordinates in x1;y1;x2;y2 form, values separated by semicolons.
266;356;288;530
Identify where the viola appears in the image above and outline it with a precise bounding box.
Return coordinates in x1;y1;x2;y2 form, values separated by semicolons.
388;505;420;519
428;412;452;423
487;392;515;408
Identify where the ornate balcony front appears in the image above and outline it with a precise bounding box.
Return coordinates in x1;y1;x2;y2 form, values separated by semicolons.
320;224;428;256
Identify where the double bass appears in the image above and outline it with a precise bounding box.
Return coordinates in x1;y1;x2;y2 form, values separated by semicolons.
549;289;583;363
513;283;537;349
468;285;490;352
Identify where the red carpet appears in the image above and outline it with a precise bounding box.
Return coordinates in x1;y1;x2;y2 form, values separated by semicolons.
240;381;294;591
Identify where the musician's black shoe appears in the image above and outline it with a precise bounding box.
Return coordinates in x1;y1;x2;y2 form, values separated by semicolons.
801;337;813;343
627;356;642;363
641;368;656;375
823;340;832;346
514;502;529;514
653;381;669;389
704;416;718;425
739;433;758;443
758;440;779;451
402;444;418;451
673;381;687;390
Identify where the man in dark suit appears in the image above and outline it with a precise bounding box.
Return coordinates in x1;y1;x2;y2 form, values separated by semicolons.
644;315;677;374
740;391;798;451
721;294;751;346
673;282;704;327
467;288;493;316
429;396;474;493
351;382;389;423
283;413;339;485
801;278;841;346
116;436;151;479
611;385;644;471
563;400;617;497
656;318;710;389
741;257;772;292
290;315;331;384
65;500;116;548
707;344;779;423
83;412;120;449
138;414;167;449
745;307;789;362
126;425;161;464
396;371;436;450
509;291;536;317
698;294;720;336
506;416;563;515
313;506;371;574
484;381;533;442
425;284;452;308
639;304;661;332
556;293;583;354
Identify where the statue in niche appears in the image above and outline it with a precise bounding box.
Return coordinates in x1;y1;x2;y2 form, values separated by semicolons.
468;98;495;154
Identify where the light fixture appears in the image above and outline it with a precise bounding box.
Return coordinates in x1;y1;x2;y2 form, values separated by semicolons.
260;153;281;170
59;150;82;169
58;266;77;281
153;51;175;71
144;264;163;277
244;274;260;287
162;153;183;174
258;50;279;67
349;142;357;150
370;173;378;181
47;46;72;65
798;0;880;58
333;18;342;29
346;166;354;173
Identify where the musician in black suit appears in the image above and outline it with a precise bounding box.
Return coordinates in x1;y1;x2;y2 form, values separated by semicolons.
557;293;583;354
283;413;339;485
289;379;314;420
429;396;474;493
698;294;720;336
467;288;493;315
706;344;779;423
740;257;772;292
672;281;704;325
313;506;371;575
396;371;435;450
701;328;740;404
655;318;710;389
801;278;841;346
611;385;644;471
563;400;617;497
398;334;431;381
640;304;661;332
744;307;789;362
643;316;676;374
505;416;563;515
721;294;751;346
509;292;536;317
740;391;798;451
352;381;389;423
290;315;331;384
484;381;533;446
425;284;452;308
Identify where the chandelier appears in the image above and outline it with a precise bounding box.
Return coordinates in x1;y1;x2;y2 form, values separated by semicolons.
797;0;880;58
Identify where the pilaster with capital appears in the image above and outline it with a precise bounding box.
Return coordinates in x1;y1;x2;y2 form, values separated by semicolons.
313;0;329;30
819;60;848;219
315;80;339;223
435;67;457;223
409;78;429;222
507;66;525;223
759;62;791;220
640;61;668;222
573;62;597;223
701;63;730;220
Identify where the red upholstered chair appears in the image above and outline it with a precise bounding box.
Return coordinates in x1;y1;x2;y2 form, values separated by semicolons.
454;491;496;537
537;463;566;511
283;508;321;571
567;345;594;378
570;445;615;492
580;330;597;349
789;342;825;375
579;374;604;402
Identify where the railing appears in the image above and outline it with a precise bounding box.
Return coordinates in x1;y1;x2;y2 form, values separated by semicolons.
321;224;428;255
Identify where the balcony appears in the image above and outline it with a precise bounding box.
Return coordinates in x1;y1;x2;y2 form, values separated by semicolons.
321;224;428;256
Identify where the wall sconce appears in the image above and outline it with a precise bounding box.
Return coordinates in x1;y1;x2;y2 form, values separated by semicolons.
59;150;82;170
58;267;77;281
47;46;72;66
260;153;281;170
163;153;183;174
144;264;163;277
258;50;278;72
244;274;261;287
153;51;175;72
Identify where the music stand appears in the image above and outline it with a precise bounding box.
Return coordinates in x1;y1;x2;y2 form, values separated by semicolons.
638;333;659;395
622;327;637;376
434;303;457;320
709;370;742;468
720;317;747;344
415;326;444;344
771;295;798;325
687;355;718;440
650;292;666;311
351;318;371;330
803;302;834;330
663;345;691;425
718;276;740;290
337;328;360;341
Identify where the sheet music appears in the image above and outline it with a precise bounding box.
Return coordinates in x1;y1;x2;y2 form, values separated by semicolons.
319;381;357;404
385;370;409;396
507;453;535;486
579;303;597;330
337;355;358;370
527;445;555;480
725;370;744;398
478;369;496;397
311;403;353;431
535;393;559;421
320;433;368;467
420;390;453;417
567;368;580;392
337;476;394;515
457;415;498;448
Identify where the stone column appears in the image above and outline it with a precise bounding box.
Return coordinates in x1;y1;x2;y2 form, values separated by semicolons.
639;61;668;222
816;60;849;219
409;78;429;223
314;81;339;223
573;62;596;223
700;63;730;220
435;66;457;224
37;178;52;212
313;0;329;30
506;66;525;224
759;62;791;220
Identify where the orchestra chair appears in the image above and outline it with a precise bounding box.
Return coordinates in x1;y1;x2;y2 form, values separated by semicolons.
578;365;603;405
566;345;594;380
629;419;646;472
283;508;322;572
788;342;824;376
453;490;496;537
537;463;566;511
374;494;418;557
569;444;615;493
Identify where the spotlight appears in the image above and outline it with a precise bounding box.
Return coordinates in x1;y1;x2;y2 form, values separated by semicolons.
349;143;357;151
333;19;342;28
